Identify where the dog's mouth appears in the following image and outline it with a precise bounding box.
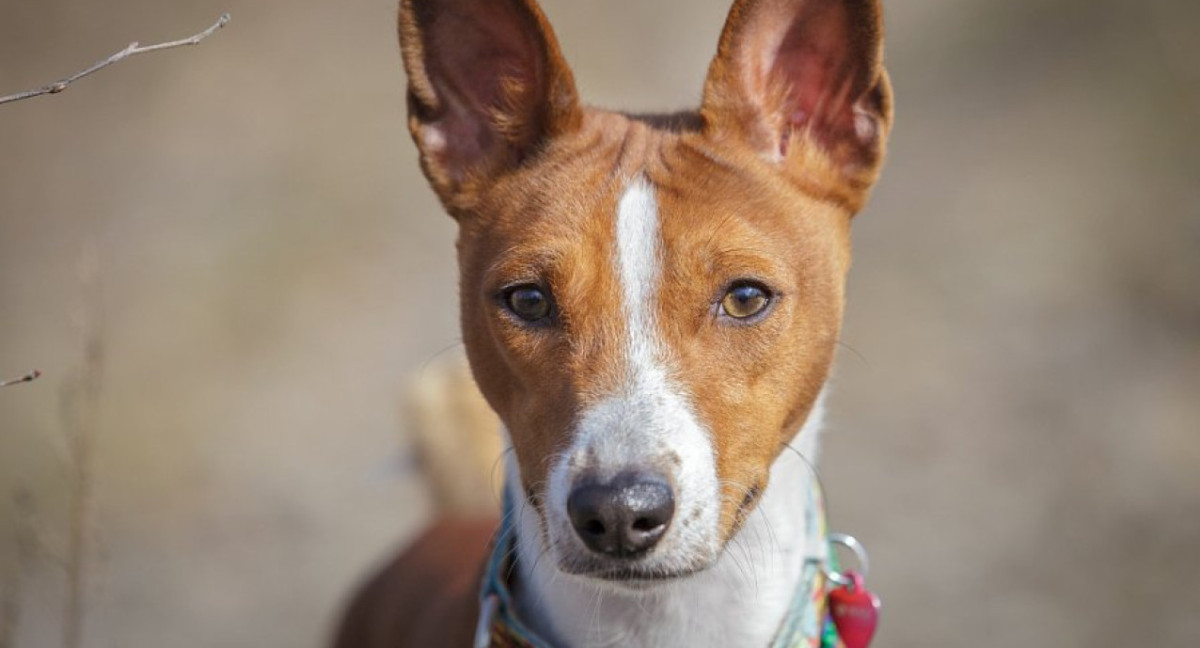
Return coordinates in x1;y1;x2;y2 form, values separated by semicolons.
549;538;717;588
543;519;719;588
557;560;709;589
591;564;706;583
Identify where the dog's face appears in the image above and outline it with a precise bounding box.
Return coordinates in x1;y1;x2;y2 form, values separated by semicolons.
399;0;891;583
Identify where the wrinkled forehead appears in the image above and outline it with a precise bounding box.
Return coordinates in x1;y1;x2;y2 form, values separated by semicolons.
461;120;849;282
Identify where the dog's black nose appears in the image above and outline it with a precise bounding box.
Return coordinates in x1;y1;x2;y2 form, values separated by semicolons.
567;472;675;559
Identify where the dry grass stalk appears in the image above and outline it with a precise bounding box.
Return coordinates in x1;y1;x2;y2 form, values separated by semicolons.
58;248;105;648
0;492;37;648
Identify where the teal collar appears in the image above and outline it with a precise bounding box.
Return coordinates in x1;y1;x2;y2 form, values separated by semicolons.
474;477;842;648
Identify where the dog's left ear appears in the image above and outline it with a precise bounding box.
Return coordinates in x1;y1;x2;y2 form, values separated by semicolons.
701;0;893;207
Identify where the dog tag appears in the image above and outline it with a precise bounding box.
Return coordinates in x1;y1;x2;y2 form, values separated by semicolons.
828;570;879;648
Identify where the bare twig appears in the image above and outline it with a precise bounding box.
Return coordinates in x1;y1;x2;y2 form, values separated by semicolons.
0;370;42;388
0;13;230;107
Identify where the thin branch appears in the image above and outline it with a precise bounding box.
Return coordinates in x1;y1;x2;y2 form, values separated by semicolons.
0;13;230;107
0;370;42;389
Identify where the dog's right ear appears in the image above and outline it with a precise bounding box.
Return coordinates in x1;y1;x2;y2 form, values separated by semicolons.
399;0;581;212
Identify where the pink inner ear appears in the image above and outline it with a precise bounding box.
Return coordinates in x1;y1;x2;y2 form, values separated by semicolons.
419;0;547;177
766;0;877;159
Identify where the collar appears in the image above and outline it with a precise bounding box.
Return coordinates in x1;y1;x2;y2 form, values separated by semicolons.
473;474;844;648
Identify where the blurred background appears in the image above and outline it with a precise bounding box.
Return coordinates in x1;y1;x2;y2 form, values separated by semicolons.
1;0;1197;646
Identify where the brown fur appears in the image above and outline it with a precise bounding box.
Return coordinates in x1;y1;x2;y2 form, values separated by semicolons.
332;518;495;647
335;0;892;645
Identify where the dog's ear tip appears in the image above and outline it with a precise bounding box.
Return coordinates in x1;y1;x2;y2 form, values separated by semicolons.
702;0;893;191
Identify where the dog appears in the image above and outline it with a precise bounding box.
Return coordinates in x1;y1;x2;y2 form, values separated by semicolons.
333;0;892;645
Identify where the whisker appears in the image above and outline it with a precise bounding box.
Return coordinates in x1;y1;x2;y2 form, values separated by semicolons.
418;339;465;375
835;338;871;368
780;440;834;522
489;446;516;509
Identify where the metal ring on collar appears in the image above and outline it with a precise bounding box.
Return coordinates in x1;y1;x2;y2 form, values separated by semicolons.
823;532;869;587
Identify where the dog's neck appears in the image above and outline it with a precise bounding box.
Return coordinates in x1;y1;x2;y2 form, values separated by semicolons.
504;403;827;648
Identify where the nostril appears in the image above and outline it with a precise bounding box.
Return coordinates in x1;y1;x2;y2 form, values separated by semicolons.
568;482;622;555
631;517;659;532
615;476;674;557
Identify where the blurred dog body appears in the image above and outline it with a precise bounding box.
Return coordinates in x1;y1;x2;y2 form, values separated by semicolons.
334;0;893;645
404;357;504;516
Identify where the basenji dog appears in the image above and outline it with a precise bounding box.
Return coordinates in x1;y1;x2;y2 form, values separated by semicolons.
333;0;893;645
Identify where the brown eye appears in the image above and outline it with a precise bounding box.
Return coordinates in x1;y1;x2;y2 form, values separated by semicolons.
504;285;552;322
720;282;771;320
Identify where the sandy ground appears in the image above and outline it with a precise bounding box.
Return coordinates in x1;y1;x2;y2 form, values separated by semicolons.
1;0;1198;646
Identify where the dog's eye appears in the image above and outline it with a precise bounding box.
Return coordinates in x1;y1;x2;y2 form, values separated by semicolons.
503;284;553;323
720;282;771;320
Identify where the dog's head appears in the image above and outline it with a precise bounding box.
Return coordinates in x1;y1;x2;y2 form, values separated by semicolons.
398;0;891;584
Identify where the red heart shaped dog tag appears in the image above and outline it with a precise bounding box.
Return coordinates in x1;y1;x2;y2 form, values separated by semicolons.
828;571;880;648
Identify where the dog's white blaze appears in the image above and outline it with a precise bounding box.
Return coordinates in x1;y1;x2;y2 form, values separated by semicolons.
614;176;661;363
546;178;719;564
611;178;721;556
